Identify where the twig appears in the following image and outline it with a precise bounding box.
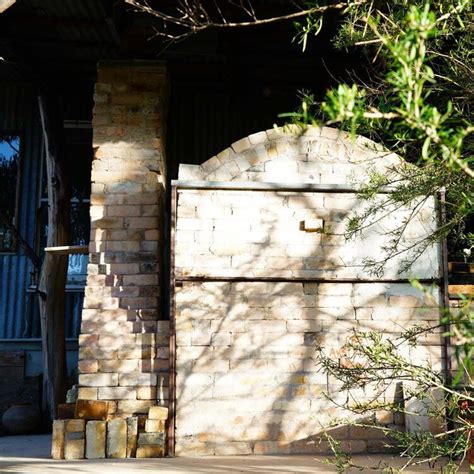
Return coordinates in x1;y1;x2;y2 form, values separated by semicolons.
0;210;41;271
125;0;367;36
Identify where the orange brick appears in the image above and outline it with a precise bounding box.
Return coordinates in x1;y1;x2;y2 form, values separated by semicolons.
78;360;99;374
75;400;110;421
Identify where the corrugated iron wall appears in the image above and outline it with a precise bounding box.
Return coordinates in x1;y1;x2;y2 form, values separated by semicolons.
0;83;84;338
166;81;298;179
0;83;42;338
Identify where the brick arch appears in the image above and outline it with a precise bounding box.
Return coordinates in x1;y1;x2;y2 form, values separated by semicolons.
178;126;403;184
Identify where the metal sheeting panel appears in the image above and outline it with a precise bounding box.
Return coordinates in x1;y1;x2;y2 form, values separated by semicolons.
166;84;292;179
0;83;84;338
25;291;83;339
0;83;40;338
24;0;106;21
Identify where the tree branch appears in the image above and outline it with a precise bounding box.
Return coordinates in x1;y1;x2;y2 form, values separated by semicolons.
124;0;366;40
0;209;41;271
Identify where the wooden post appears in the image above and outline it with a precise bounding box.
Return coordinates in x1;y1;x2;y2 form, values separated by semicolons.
37;89;71;422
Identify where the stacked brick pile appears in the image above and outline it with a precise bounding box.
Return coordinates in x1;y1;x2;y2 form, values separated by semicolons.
78;61;169;416
51;402;168;459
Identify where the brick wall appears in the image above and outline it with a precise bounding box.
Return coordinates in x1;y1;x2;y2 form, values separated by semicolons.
174;190;437;280
173;126;442;455
175;281;441;455
78;62;169;416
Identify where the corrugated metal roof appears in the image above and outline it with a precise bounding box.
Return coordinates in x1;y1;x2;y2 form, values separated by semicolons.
19;0;119;56
42;0;106;20
25;0;106;20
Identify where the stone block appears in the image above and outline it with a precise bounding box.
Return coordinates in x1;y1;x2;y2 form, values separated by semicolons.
85;421;106;459
64;438;85;460
126;416;138;458
118;373;157;386
232;138;252;153
123;274;158;286
137;386;157;400
318;295;352;308
355;308;373;320
145;419;165;433
254;441;290;455
77;388;98;400
64;420;85;460
51;420;65;459
248;131;268;145
99;359;138;374
118;400;154;414
148;406;169;420
79;373;118;387
98;386;137;400
389;295;422;308
179;163;201;180
318;282;353;296
405;386;445;435
79;346;118;361
200;155;221;174
248;320;286;333
78;359;99;374
107;205;141;217
206;166;233;182
138;432;165;445
136;445;165;458
127;217;158;229
174;439;210;456
75;400;110;420
210;332;231;346
214;442;252;455
107;418;127;458
66;419;85;432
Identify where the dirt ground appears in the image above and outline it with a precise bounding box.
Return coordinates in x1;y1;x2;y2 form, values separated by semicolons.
0;434;470;473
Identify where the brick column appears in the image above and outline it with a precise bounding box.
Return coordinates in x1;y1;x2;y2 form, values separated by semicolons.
78;61;169;417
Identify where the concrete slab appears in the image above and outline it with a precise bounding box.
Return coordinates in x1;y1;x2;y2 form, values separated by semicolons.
0;435;469;473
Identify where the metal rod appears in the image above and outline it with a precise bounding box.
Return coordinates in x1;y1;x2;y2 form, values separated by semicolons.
175;274;439;284
44;245;89;254
172;180;395;194
167;184;177;457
